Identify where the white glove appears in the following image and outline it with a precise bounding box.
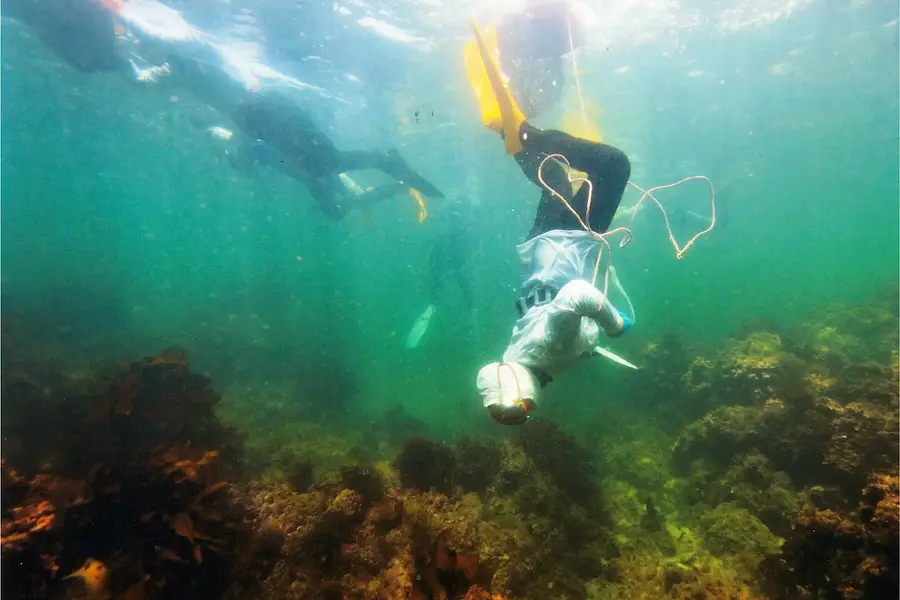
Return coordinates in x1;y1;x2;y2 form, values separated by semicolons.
130;60;171;84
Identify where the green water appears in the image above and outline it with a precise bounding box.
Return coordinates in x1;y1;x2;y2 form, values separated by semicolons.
1;0;897;444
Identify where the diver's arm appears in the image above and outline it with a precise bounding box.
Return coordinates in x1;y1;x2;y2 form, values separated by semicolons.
110;2;223;90
546;280;624;340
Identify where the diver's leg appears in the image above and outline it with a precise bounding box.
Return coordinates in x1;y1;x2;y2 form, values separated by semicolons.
305;176;349;222
225;135;276;175
514;146;573;195
519;149;584;239
428;240;448;306
234;92;343;174
453;264;476;312
523;124;631;231
526;191;586;239
430;235;475;310
309;180;408;217
346;183;410;210
438;237;475;310
405;239;445;349
335;150;382;171
520;124;631;237
338;150;445;199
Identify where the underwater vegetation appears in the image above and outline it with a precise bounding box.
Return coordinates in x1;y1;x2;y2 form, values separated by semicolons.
1;285;897;599
0;349;264;600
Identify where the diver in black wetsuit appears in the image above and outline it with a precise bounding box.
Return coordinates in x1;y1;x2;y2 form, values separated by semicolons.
404;203;475;349
231;92;444;220
428;204;474;310
5;0;445;221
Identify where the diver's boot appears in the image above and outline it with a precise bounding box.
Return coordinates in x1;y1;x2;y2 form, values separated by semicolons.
381;149;445;198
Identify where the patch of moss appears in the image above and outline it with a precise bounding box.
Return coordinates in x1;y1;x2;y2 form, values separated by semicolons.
394;437;457;495
698;502;782;558
519;419;601;511
455;437;502;495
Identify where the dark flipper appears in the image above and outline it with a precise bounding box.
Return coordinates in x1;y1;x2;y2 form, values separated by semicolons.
380;149;445;198
346;183;410;209
337;149;445;198
306;175;411;221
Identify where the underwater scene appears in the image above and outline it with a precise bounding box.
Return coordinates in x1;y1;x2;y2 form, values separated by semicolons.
1;0;898;598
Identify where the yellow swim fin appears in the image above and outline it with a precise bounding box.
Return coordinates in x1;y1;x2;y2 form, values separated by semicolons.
464;19;526;155
561;109;603;143
409;188;428;223
463;24;504;132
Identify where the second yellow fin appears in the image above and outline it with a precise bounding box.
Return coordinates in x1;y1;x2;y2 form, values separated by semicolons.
464;19;526;155
409;188;428;223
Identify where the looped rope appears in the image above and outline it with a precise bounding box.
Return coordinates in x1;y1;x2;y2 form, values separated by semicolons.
535;153;632;305
535;153;717;306
550;8;717;305
625;177;717;260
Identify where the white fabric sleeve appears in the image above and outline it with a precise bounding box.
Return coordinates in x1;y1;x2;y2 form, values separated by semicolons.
549;280;623;336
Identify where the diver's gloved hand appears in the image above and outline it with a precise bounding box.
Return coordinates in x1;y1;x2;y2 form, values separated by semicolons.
129;60;172;84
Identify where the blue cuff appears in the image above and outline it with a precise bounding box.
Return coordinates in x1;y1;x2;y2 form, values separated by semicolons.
609;312;632;338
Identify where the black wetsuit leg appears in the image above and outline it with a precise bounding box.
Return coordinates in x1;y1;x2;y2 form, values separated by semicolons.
428;240;446;305
339;150;445;199
235;92;444;217
235;94;433;188
234;92;342;175
303;176;347;221
514;124;631;240
305;176;410;222
428;230;474;309
451;262;475;311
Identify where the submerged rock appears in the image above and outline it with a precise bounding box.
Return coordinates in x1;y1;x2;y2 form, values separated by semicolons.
761;473;899;600
395;436;458;495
